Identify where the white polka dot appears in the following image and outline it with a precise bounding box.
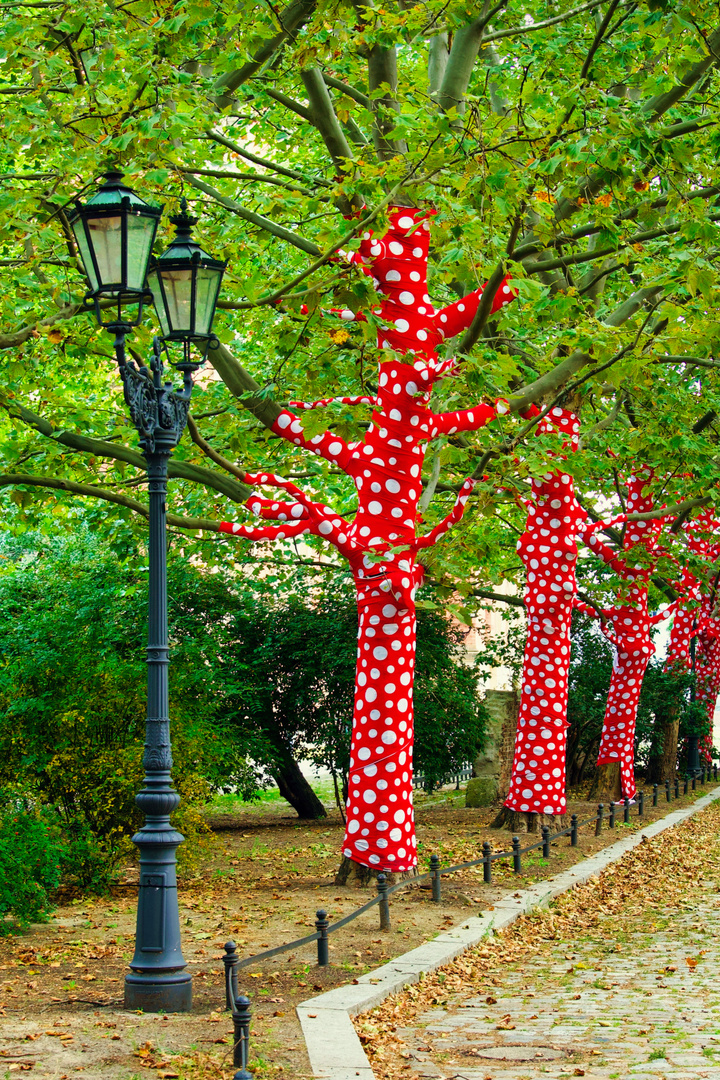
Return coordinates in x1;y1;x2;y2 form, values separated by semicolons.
277;414;291;429
389;241;403;255
363;790;376;804
398;215;414;228
399;291;414;306
369;501;382;515
395;319;410;333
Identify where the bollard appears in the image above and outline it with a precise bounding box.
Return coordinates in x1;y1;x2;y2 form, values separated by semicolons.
701;767;706;785
652;784;658;807
684;774;689;795
623;797;630;824
570;814;578;847
430;854;442;903
223;940;240;1011
674;777;680;799
665;779;671;802
482;841;492;884
609;801;616;829
542;825;551;859
232;994;253;1080
377;873;391;931
512;835;522;874
692;773;696;790
595;803;604;836
714;764;718;781
638;790;644;817
315;909;329;967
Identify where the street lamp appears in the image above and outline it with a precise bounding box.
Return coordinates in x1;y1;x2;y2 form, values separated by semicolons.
69;173;226;1012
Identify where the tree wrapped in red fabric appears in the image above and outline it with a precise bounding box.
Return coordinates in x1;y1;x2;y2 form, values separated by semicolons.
219;206;515;872
502;406;585;823
577;470;671;799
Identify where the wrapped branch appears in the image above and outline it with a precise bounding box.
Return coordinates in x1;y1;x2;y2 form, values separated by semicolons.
289;394;378;410
413;478;476;550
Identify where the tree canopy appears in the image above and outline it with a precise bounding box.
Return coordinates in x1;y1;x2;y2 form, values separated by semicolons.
1;0;719;608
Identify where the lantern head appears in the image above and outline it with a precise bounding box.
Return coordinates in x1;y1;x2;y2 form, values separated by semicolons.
68;171;162;324
147;200;226;359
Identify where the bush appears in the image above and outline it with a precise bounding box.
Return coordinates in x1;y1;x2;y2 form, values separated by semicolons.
0;793;62;931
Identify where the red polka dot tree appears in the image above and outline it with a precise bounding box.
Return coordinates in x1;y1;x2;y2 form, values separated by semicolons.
219;207;515;877
577;470;672;801
496;406;587;830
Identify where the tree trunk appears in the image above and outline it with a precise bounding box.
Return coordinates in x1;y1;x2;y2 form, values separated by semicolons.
491;807;567;832
338;567;419;873
271;754;327;819
588;761;622;802
594;611;652;801
504;411;584;821
657;715;680;782
335;856;418;886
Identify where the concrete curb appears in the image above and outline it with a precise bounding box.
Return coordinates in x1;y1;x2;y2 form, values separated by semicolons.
297;785;720;1080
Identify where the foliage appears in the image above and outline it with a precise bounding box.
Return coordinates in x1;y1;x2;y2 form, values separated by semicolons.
0;790;62;931
0;0;718;612
189;571;490;803
0;530;485;844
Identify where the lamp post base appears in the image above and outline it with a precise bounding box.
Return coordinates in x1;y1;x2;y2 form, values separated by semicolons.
124;971;192;1013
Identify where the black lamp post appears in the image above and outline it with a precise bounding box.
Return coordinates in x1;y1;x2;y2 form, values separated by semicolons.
69;173;226;1012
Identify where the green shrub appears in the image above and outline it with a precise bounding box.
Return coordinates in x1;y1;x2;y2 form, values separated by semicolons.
0;794;63;931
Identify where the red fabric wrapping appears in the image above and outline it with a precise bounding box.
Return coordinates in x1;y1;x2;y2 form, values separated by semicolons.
221;206;517;870
504;408;585;816
581;469;667;799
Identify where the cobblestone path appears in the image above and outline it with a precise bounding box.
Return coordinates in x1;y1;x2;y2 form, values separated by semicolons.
392;840;720;1078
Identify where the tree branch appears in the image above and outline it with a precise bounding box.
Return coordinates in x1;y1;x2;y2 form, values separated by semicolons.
0;392;252;501
213;0;317;99
182;174;322;256
0;473;225;532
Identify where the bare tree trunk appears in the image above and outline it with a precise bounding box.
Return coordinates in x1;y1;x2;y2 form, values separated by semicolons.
334;857;418;886
588;761;622;802
491;807;567;833
271;755;327;819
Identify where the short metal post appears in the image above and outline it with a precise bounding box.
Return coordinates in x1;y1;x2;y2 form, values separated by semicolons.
595;804;604;836
701;767;706;785
623;797;630;824
609;801;616;828
315;910;329;967
674;777;680;799
482;841;492;884
377;874;391;932
652;784;658;807
232;994;253;1079
512;835;522;873
430;855;442;902
665;779;671;802
692;773;696;790
684;774;689;795
570;814;578;846
638;791;644;817
542;825;551;858
714;764;718;781
223;940;239;1011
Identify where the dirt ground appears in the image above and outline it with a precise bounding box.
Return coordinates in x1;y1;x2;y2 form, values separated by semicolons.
0;783;710;1080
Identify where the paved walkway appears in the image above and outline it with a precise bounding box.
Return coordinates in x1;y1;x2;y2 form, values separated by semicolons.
396;873;720;1078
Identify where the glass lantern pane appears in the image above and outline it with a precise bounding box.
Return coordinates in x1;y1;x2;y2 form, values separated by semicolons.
125;212;156;291
87;214;123;286
194;267;222;336
157;266;193;333
71;219;98;291
146;269;170;337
